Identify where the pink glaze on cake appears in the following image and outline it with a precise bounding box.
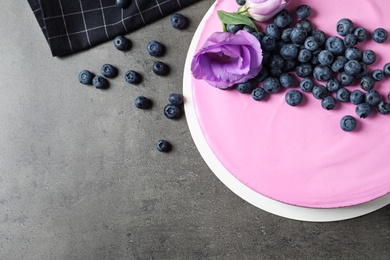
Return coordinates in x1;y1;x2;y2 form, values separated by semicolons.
191;0;390;208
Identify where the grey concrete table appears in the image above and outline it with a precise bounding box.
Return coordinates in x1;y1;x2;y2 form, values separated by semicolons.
1;1;390;259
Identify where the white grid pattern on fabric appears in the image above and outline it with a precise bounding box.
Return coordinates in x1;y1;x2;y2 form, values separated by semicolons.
78;0;91;46
99;0;110;39
121;8;128;32
155;0;164;16
134;0;146;24
177;0;182;8
57;0;73;52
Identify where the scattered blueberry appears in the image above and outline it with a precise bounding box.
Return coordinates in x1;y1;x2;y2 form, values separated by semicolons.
297;48;312;63
295;63;313;78
344;60;362;76
353;27;368;42
114;35;131;51
377;101;390;115
343;34;358;48
152;61;169;76
290;27;307;44
325;36;344;55
164;104;182;119
362;50;376;65
125;70;142;84
344;47;362;61
265;24;281;40
226;24;244;34
326;78;340;92
336;88;351;102
236;81;253;94
92;76;109;89
116;0;130;8
365;90;381;106
383;63;390;76
312;85;328;99
360;75;375;91
236;0;246;6
274;9;293;28
356;103;372;118
279;73;296;88
296;19;313;34
156;140;172;153
170;13;187;29
269;55;285;69
340;115;357;132
78;70;94;85
350;89;365;105
285;89;303;106
336;18;354;37
168;93;183;105
280;44;298;61
146;40;164;56
312;30;327;46
134;96;152;109
321;96;336;110
338;71;355;86
254;68;269;82
281;28;293;43
313;65;332;82
261;36;277;51
372;28;388;43
263;77;281;93
318;50;334;66
299;77;314;92
242;25;256;34
252;87;268;101
331;56;348;73
100;64;118;78
372;69;384;81
296;5;311;19
283;60;296;72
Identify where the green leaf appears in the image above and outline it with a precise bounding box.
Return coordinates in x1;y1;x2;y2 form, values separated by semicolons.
217;10;258;32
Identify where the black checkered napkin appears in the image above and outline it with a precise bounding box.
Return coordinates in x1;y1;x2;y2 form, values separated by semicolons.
28;0;201;56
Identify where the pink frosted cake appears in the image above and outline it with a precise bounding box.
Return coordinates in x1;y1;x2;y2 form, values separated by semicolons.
189;0;390;208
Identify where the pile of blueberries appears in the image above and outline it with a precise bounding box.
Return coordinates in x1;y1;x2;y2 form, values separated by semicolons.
232;1;390;131
78;5;188;152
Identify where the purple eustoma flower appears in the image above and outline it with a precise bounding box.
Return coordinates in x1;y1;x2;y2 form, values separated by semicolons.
245;0;291;22
191;30;262;89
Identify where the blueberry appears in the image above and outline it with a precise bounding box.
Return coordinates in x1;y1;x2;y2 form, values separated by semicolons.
116;0;130;8
313;65;332;82
388;92;390;102
344;60;361;76
310;49;322;65
242;25;256;34
344;47;362;61
372;69;384;81
296;19;313;34
350;89;365;105
372;28;388;43
170;13;187;29
383;63;390;76
164;104;182;119
250;31;263;42
299;77;314;92
261;36;277;51
100;64;118;78
274;9;293;28
254;68;269;82
377;101;390;115
226;24;244;34
343;34;358;48
114;35;131;51
281;28;293;43
269;68;283;77
252;87;267;101
312;85;328;99
336;88;351;102
265;24;281;40
322;96;336;110
318;50;334;66
146;40;164;56
365;90;381;106
355;62;368;79
297;49;312;63
168;93;183;105
331;56;348;73
295;63;313;78
290;27;307;44
336;18;354;37
325;36;344;55
263;77;281;93
353;27;368;42
296;5;311;19
282;60;296;72
236;81;253;94
280;44;298;61
269;55;284;70
134;96;152;109
236;0;246;5
304;36;319;51
338;72;355;86
285;90;303;106
340;115;357;132
356;103;372;118
326;78;340;92
156;140;172;153
92;76;109;89
78;70;94;85
360;75;375;91
279;73;296;88
152;61;169;76
312;30;327;46
361;50;376;65
125;70;142;84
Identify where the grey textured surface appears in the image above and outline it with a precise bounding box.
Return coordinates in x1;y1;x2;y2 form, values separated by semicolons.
1;1;390;259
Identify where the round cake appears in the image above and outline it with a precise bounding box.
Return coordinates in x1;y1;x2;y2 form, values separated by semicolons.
189;0;390;208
